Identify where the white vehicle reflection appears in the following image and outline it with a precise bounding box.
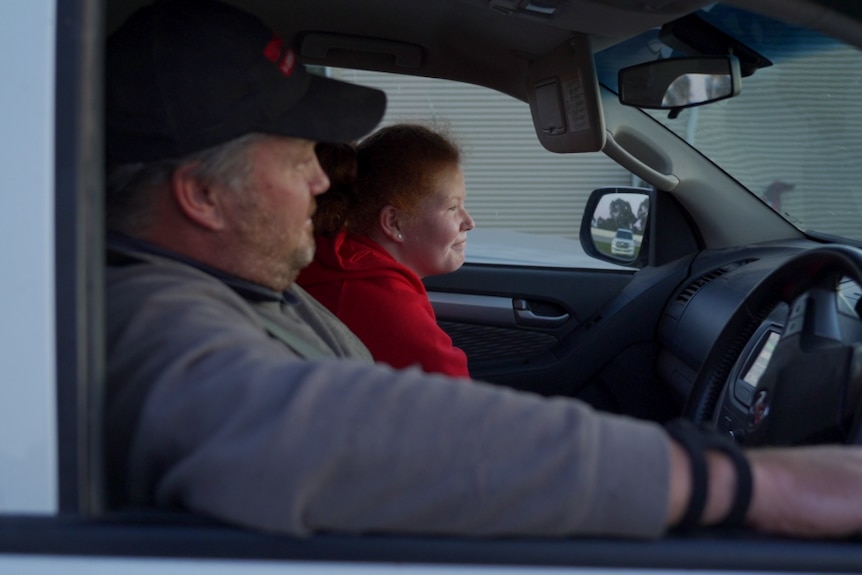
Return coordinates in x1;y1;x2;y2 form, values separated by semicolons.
610;228;636;257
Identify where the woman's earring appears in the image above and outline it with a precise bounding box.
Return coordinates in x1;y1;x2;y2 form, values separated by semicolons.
397;233;404;240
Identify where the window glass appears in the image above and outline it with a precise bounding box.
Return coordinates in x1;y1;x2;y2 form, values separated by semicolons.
640;42;862;242
329;68;637;268
595;7;862;244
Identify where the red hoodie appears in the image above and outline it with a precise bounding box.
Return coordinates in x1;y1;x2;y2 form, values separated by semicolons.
297;230;470;378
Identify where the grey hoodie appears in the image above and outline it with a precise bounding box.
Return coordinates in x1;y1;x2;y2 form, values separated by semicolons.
105;238;671;539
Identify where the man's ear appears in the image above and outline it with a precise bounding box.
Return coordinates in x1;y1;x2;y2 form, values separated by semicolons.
170;163;226;231
379;205;406;242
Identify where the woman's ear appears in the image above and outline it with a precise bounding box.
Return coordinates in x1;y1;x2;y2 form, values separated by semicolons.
170;163;226;231
378;205;406;242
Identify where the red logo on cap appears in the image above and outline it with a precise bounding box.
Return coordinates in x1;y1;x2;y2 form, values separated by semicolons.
264;35;297;77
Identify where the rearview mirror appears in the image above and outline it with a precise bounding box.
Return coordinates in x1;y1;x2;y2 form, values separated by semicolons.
618;56;741;110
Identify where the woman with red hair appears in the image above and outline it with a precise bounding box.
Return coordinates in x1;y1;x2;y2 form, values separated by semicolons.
298;124;475;377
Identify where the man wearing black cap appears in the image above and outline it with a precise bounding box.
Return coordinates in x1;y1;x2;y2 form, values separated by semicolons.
104;0;862;540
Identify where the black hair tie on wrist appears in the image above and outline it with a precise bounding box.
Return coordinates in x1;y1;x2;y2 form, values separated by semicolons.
665;418;753;530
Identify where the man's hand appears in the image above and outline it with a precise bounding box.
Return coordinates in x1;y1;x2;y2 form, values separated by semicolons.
746;446;862;537
669;440;862;537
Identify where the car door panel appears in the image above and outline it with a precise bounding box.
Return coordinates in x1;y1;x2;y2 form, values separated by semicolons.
424;263;636;389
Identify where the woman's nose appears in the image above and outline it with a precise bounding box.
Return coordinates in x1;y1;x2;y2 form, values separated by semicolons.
462;209;475;231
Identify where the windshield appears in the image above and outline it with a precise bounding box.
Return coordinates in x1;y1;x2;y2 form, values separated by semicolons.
596;4;862;244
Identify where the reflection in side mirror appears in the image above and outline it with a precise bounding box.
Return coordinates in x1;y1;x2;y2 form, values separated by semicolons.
580;187;651;267
618;56;741;110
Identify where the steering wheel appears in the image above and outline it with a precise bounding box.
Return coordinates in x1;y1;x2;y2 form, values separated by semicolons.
682;245;862;447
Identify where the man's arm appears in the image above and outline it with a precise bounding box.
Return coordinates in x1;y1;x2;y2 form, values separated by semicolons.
108;252;862;540
108;260;672;538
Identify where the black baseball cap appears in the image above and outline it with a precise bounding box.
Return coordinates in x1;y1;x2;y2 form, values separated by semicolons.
106;0;386;165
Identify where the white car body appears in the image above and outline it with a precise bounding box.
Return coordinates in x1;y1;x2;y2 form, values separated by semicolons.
1;0;58;516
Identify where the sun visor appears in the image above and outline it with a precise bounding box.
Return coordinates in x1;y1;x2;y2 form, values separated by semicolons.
527;34;604;153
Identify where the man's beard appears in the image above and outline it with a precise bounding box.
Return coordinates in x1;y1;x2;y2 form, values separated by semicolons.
233;200;316;291
249;225;315;291
284;232;316;283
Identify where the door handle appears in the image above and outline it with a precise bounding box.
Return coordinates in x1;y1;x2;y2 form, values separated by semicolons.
513;298;569;327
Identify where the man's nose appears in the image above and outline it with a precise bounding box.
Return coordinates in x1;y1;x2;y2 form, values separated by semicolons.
310;159;330;196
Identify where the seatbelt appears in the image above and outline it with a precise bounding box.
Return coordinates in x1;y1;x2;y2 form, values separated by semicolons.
255;313;333;360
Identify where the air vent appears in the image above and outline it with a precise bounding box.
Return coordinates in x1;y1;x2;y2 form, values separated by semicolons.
676;268;726;304
676;259;757;304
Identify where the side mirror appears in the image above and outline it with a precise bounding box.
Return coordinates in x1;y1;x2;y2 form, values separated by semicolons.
580;187;651;267
618;56;741;110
